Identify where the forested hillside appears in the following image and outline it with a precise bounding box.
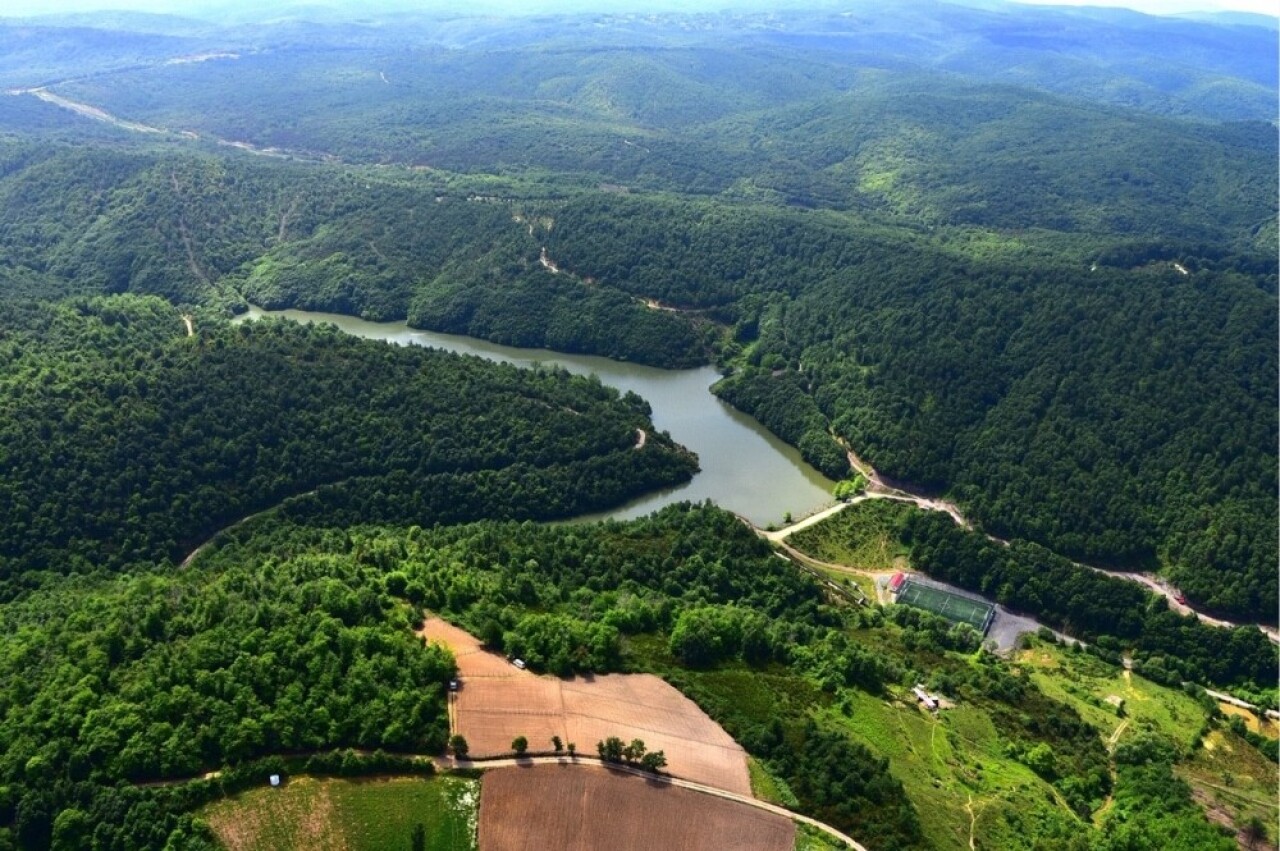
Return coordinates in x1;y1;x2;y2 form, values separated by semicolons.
0;295;694;595
0;2;1273;618
0;6;1275;848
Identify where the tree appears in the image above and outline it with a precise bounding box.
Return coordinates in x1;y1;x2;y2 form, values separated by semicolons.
597;737;624;762
512;736;528;755
640;751;667;773
623;739;646;763
449;735;469;759
567;742;576;757
551;735;563;753
410;823;426;851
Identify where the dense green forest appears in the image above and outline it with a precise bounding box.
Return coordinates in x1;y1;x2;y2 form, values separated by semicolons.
0;136;1271;617
546;193;1277;617
1;76;1272;613
0;295;694;595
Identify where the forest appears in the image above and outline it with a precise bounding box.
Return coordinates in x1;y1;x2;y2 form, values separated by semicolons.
0;5;1275;849
0;108;1270;615
0;294;695;596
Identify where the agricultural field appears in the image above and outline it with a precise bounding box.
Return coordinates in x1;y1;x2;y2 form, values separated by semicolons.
477;764;794;851
202;775;479;851
422;617;752;795
896;579;995;632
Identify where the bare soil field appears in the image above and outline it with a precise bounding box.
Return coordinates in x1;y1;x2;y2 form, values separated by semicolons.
420;617;752;796
478;764;794;851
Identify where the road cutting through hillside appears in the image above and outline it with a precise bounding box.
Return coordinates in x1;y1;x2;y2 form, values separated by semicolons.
766;448;1277;644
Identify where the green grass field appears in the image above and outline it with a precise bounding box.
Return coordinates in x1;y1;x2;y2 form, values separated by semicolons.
1018;637;1278;836
787;499;918;570
794;822;848;851
897;580;994;631
202;775;479;851
829;689;1078;850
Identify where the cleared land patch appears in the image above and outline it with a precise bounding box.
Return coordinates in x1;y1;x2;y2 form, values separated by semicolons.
478;763;794;851
203;775;478;851
421;617;752;796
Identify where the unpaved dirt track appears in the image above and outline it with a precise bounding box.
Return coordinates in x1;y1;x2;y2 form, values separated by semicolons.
774;449;1277;644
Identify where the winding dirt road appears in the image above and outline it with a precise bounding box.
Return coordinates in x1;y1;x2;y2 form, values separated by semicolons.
781;442;1279;645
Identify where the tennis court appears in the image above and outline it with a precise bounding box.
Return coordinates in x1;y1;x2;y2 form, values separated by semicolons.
896;579;995;633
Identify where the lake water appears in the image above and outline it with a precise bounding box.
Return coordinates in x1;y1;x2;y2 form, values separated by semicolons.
239;306;835;526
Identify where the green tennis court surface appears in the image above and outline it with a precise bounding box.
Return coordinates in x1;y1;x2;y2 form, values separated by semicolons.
896;579;994;632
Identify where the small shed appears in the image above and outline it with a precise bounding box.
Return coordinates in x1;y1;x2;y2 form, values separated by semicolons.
889;572;906;593
912;686;938;712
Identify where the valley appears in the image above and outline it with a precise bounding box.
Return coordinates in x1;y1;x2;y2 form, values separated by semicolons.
0;3;1274;851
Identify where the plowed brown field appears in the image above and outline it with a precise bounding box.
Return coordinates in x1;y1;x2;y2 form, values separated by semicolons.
421;617;752;796
478;764;794;851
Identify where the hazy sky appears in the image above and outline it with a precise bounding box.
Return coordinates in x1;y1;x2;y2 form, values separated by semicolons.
1;0;1275;18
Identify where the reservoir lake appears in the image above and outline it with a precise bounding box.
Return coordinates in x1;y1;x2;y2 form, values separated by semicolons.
240;306;835;526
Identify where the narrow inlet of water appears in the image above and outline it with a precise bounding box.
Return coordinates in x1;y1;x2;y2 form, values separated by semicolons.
238;306;835;526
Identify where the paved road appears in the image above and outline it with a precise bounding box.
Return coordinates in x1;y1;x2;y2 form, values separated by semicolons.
439;754;868;850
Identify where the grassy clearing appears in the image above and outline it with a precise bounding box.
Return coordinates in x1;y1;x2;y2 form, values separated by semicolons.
1179;729;1279;842
826;688;1077;850
1017;639;1204;749
749;755;799;807
794;822;847;851
808;562;878;601
201;774;479;851
787;499;917;571
1219;702;1279;739
1017;636;1278;841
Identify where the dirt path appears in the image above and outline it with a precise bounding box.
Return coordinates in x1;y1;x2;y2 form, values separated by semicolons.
1198;685;1280;721
169;172;212;288
277;197;299;243
829;437;1276;643
179;489;318;568
13;88;332;163
634;428;647;449
23;88;166;133
964;795;981;851
764;500;848;542
538;247;560;274
181;314;195;337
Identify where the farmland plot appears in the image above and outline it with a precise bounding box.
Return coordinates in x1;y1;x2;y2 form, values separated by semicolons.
478;764;794;851
421;617;752;795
